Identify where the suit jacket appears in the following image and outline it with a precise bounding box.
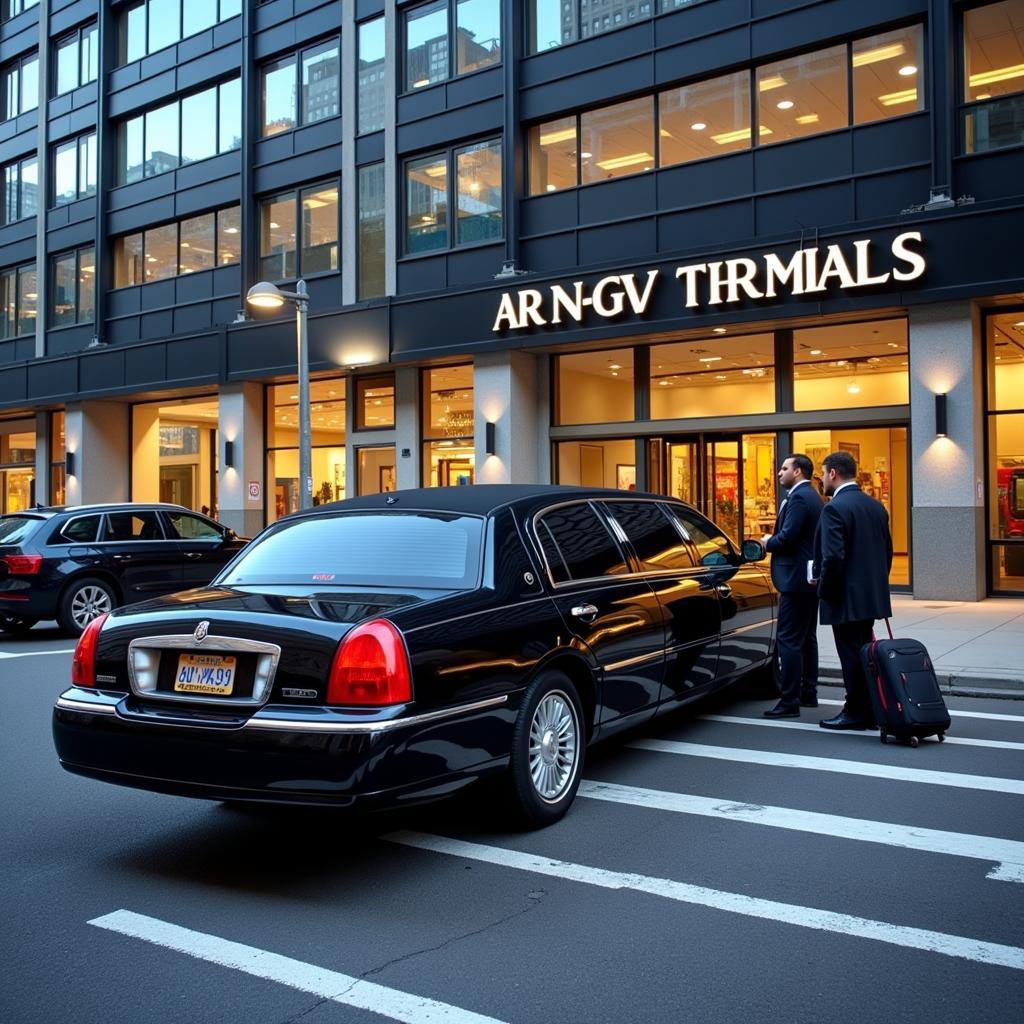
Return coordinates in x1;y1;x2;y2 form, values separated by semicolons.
765;481;823;594
813;484;893;624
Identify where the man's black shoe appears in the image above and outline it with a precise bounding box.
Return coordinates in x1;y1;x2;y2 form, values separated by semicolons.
800;693;818;708
764;703;800;718
819;712;871;730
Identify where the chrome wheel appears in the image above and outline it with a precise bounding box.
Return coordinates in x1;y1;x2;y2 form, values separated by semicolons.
70;585;112;631
528;690;578;802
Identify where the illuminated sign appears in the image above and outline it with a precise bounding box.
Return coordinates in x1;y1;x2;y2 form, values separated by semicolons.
492;231;925;333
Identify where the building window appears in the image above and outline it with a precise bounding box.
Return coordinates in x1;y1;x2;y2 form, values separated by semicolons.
2;52;38;121
357;17;386;134
756;44;849;145
405;139;502;253
49;410;65;506
261;38;340;137
793;319;909;411
52;133;96;206
963;0;1024;154
0;263;36;339
356;374;396;430
422;364;474;486
358;162;386;299
50;247;95;327
113;207;241;287
258;184;339;280
580;96;655;183
2;155;37;223
266;379;346;519
2;0;39;22
556;349;635;425
117;79;241;184
659;71;751;165
118;0;242;66
532;0;708;54
357;446;397;495
852;25;925;126
404;0;500;91
53;22;98;96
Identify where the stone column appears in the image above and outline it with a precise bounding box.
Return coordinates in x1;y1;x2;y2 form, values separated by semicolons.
34;411;50;506
394;366;420;490
64;401;130;506
474;351;541;484
218;381;264;537
908;301;985;601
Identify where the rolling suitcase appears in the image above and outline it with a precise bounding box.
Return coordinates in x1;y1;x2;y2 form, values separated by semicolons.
861;620;951;748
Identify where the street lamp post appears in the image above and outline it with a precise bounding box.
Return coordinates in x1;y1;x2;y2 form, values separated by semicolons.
246;280;312;511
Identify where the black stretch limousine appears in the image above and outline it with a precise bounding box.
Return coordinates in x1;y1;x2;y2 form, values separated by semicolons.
53;485;776;826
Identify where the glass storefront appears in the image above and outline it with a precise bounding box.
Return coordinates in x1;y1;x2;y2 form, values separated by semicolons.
132;396;219;514
266;378;345;521
986;310;1024;593
0;422;34;512
50;411;65;505
422;364;475;486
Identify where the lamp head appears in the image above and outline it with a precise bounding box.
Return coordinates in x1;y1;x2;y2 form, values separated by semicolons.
246;281;286;309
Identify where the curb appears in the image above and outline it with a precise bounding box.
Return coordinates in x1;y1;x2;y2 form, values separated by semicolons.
818;668;1024;701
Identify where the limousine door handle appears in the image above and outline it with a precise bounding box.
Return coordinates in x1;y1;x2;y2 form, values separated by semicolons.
571;603;599;623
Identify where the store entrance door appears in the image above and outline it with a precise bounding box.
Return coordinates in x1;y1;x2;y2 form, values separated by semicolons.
655;433;778;545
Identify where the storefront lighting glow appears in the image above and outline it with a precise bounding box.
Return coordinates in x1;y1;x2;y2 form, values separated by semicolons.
795;114;819;125
878;89;918;106
539;127;576;146
969;63;1024;88
758;75;787;91
596;152;654;170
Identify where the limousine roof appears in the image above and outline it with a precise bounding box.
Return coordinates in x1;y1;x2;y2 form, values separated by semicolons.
314;484;674;518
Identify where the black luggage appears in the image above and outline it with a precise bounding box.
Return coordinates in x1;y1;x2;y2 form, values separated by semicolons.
860;620;951;747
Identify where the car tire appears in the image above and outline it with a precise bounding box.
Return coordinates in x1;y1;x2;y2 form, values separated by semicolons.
505;671;585;829
58;577;117;636
0;614;38;636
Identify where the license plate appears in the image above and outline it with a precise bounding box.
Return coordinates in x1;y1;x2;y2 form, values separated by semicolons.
174;653;237;696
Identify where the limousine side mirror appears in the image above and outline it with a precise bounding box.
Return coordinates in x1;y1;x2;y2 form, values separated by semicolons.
741;539;766;563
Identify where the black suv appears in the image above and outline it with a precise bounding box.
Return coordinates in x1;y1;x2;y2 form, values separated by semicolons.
0;504;248;636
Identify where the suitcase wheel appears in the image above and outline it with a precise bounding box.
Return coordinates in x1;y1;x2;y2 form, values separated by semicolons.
909;735;920;748
879;731;888;745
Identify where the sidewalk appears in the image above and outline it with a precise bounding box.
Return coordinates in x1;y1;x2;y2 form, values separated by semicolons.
815;595;1024;698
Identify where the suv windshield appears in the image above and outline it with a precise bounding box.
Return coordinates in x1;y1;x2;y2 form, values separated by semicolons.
0;516;44;546
218;511;484;589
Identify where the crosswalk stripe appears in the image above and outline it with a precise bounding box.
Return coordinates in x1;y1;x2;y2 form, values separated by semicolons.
0;648;75;660
816;697;1024;724
90;909;509;1024
384;831;1024;971
578;779;1024;883
627;737;1024;795
697;714;1024;751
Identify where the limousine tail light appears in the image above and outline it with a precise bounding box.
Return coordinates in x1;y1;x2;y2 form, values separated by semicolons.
327;619;412;706
71;612;109;688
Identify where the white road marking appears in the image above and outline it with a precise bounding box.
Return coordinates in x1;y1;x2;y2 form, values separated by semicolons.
0;648;75;659
89;910;508;1024
697;714;1024;751
579;779;1024;883
816;697;1024;724
627;738;1024;795
385;831;1024;971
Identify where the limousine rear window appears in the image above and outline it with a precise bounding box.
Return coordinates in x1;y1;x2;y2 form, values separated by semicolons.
218;511;483;589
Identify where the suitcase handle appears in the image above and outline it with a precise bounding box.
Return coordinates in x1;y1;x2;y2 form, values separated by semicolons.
871;618;895;642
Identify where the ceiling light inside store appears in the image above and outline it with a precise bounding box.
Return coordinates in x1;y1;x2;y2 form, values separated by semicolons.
879;88;918;106
969;63;1024;88
716;374;727;380
847;380;861;395
269;222;279;229
413;79;430;88
699;356;722;363
596;152;654;170
888;342;900;348
424;164;447;177
712;327;727;334
546;184;557;192
759;75;787;91
609;363;621;370
898;64;918;77
539;127;577;145
689;122;707;131
776;100;794;110
580;152;592;159
224;227;239;234
852;43;906;67
795;114;819;125
810;349;822;355
1014;321;1024;328
658;380;669;386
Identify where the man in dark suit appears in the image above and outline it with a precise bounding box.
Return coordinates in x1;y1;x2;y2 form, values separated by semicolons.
762;453;823;717
813;451;894;730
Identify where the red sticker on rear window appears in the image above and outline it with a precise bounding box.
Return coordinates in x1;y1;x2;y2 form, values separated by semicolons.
312;573;336;581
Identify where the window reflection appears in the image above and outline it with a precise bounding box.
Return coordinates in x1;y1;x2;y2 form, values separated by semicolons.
456;0;501;74
181;87;217;164
422;365;474;486
179;214;216;274
963;0;1024;154
406;154;448;252
456;139;502;244
217;206;241;265
301;184;339;273
145;103;180;176
528;116;577;195
262;57;297;136
406;0;449;89
148;0;180;54
260;194;297;279
358;163;386;299
358;17;386;134
580;97;655;183
659;71;751;164
302;41;340;123
756;45;848;144
16;265;36;335
51;253;76;327
853;25;925;125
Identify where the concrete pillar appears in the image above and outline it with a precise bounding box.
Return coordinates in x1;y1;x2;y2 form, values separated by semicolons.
474;351;540;484
218;381;265;538
34;411;49;506
908;301;986;600
64;401;130;506
131;403;160;502
394;366;420;490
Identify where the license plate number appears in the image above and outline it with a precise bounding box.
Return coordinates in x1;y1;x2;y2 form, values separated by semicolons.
174;653;237;695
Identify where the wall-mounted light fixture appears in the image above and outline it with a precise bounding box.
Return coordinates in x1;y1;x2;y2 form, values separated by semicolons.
935;393;948;437
224;440;235;468
64;451;76;477
485;421;496;456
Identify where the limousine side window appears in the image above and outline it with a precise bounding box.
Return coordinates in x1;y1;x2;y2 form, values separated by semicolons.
61;514;101;543
671;507;734;567
536;502;629;584
602;501;695;572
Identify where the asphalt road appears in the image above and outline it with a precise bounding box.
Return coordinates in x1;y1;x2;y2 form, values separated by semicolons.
3;626;1023;1024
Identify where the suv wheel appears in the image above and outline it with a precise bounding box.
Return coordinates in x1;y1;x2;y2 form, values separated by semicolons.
58;578;116;635
0;614;38;636
506;671;585;828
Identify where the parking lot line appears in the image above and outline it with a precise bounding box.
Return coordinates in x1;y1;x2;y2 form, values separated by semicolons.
0;648;75;659
815;698;1024;724
578;780;1024;883
697;714;1024;751
627;738;1024;794
384;832;1024;972
89;910;509;1024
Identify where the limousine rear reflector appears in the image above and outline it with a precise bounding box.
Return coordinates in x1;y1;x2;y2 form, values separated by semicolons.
327;619;412;707
71;612;109;688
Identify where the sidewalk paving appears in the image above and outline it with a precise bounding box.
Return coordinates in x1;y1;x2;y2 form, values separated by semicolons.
815;594;1024;698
